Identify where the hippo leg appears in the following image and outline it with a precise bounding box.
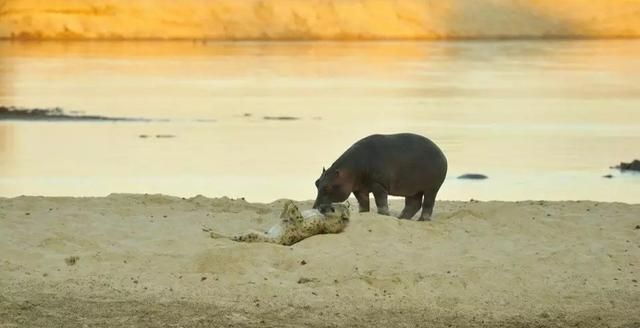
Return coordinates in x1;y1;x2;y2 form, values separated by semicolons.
371;183;390;216
418;191;437;221
399;193;423;220
353;190;370;213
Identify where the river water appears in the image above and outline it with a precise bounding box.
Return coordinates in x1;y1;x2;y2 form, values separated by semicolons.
0;40;638;202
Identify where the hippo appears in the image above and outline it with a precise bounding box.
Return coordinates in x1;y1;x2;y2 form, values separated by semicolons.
313;133;447;221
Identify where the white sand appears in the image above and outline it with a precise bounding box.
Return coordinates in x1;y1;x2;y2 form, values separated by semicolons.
2;0;640;40
1;194;638;327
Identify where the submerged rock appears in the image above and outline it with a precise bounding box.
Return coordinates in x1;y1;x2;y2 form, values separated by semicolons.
263;116;300;121
612;159;640;172
458;174;488;180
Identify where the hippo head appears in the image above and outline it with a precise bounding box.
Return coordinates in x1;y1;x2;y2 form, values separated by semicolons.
312;167;354;209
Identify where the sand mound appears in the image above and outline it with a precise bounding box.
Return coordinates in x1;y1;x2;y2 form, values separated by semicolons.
1;194;639;327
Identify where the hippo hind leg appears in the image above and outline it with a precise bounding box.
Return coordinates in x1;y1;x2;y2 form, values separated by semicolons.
418;190;438;221
399;193;422;220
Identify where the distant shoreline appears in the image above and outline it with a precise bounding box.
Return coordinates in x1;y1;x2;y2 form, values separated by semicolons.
0;106;157;122
2;36;640;42
2;0;640;41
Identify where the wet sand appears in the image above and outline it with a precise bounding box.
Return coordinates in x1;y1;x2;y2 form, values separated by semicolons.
1;194;638;327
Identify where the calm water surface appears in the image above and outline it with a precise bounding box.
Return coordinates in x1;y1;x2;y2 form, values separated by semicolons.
0;40;639;202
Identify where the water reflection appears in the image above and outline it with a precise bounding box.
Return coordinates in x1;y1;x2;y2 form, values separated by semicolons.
0;123;14;181
0;40;639;202
0;123;11;153
0;48;11;99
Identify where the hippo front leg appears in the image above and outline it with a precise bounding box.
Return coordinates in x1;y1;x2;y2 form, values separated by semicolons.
353;190;370;212
371;183;390;216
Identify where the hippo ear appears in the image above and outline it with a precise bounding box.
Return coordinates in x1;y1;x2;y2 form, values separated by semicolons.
322;167;326;174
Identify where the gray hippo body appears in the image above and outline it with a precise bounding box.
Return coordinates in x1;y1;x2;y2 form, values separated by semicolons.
313;133;447;221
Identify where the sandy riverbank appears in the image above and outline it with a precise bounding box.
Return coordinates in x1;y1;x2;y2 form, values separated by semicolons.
1;194;639;327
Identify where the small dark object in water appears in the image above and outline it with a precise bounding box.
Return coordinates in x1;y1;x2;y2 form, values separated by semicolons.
139;134;149;138
603;174;614;179
612;159;640;172
155;134;175;138
300;260;307;265
243;113;252;117
263;116;300;121
458;174;488;180
635;225;640;230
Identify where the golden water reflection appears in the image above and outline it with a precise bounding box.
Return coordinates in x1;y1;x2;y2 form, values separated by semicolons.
0;40;639;202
